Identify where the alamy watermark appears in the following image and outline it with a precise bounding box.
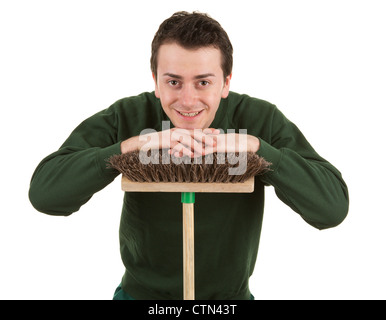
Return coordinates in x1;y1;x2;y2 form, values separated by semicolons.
137;121;249;176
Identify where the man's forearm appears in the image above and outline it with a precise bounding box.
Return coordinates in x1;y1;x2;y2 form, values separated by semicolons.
257;138;349;229
29;144;121;216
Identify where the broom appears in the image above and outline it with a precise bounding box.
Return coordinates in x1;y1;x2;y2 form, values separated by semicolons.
108;149;270;300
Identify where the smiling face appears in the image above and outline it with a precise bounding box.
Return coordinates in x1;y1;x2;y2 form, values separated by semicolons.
153;43;231;129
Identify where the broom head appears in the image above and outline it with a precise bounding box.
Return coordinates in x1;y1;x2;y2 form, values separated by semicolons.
108;150;271;192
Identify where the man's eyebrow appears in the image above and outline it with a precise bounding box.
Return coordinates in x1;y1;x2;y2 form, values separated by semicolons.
162;73;182;79
162;73;215;79
194;73;215;79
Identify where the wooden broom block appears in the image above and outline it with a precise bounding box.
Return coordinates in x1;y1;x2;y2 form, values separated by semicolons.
121;176;255;193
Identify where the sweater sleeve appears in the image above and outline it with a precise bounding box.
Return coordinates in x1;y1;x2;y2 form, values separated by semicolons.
256;107;349;230
29;106;122;216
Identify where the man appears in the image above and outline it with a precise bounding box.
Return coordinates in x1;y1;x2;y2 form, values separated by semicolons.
29;11;349;300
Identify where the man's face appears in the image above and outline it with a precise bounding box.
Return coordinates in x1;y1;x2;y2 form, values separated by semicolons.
153;43;231;130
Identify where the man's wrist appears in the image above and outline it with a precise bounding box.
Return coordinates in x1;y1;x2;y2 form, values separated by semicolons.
121;136;140;154
248;135;260;153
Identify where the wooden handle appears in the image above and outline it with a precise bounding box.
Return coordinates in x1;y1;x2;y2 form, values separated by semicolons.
183;202;195;300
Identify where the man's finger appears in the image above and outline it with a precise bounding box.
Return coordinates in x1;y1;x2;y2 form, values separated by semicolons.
170;143;194;158
202;128;220;135
171;131;204;155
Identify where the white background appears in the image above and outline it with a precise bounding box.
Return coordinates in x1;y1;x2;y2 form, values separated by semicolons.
1;0;385;299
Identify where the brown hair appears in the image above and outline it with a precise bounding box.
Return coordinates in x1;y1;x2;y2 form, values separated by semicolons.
151;11;233;79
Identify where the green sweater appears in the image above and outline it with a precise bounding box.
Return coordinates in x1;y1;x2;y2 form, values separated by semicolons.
29;91;349;300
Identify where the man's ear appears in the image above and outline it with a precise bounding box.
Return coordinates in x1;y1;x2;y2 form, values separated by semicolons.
152;73;160;98
221;73;232;98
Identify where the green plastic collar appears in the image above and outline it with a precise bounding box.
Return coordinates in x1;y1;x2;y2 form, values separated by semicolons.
181;192;195;204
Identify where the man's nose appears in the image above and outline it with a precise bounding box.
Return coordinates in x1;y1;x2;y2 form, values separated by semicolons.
180;85;197;109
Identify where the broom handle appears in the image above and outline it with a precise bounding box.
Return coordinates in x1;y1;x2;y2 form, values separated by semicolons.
181;192;195;300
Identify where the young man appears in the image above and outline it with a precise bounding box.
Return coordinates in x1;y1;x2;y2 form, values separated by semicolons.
29;11;349;300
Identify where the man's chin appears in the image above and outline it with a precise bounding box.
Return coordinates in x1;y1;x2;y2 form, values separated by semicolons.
173;121;203;130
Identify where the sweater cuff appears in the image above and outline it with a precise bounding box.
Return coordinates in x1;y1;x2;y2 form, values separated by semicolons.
256;138;282;175
96;142;122;178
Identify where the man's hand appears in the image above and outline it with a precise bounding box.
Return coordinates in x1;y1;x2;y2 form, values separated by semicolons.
210;133;260;154
120;128;260;156
121;128;219;157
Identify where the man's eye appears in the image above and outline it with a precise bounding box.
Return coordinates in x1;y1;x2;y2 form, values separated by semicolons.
199;81;209;86
168;80;179;86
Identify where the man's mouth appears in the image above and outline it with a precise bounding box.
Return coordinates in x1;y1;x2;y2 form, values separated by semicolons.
176;110;203;117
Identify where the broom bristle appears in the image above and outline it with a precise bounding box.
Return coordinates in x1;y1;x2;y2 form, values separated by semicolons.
108;150;271;183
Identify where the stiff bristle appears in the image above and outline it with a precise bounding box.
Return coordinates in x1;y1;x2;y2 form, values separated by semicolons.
108;149;271;183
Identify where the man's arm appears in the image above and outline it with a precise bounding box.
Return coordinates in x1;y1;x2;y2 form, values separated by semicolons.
29;109;121;216
29;113;220;215
256;107;349;230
